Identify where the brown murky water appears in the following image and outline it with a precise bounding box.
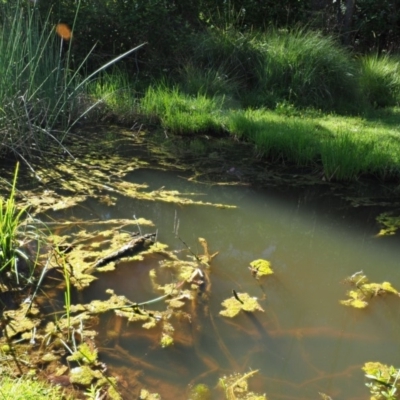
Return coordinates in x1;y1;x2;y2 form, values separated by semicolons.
48;166;400;399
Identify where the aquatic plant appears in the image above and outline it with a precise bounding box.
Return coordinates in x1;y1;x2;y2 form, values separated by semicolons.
0;163;31;286
248;259;273;279
340;271;400;308
139;389;161;399
319;393;333;400
0;0;75;158
188;383;212;400
376;212;400;237
363;362;400;400
218;370;267;400
220;292;264;318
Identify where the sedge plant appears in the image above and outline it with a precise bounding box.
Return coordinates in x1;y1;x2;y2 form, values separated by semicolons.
0;163;30;285
0;0;146;160
57;246;72;339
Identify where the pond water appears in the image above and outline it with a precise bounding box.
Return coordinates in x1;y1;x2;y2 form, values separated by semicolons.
51;165;400;399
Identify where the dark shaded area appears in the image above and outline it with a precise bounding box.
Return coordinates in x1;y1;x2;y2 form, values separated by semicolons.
36;0;400;75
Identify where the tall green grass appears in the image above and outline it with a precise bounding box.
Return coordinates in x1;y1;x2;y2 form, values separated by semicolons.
251;28;362;111
0;1;145;158
188;27;363;112
0;163;30;284
88;69;138;124
0;2;77;157
178;64;240;100
141;85;224;135
189;28;264;94
359;54;400;108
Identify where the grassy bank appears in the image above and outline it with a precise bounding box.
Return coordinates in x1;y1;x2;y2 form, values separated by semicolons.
1;2;400;182
94;80;400;182
89;27;400;182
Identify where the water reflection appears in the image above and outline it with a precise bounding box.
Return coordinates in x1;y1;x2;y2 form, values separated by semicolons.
58;169;400;399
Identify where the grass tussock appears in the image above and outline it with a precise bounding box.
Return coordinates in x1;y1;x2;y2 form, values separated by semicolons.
359;54;400;108
178;63;241;100
188;27;362;112
189;28;264;93
253;28;362;112
140;85;224;135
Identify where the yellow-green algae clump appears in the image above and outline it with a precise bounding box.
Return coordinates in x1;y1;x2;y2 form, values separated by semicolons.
220;293;264;318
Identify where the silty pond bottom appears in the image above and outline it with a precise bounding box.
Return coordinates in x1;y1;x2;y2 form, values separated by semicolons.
42;166;400;400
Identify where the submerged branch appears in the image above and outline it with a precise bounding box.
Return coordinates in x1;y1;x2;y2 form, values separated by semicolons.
92;232;156;268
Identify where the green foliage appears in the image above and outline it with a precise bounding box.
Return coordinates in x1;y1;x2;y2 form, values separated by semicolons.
140;85;224;135
353;0;400;51
252;28;363;112
320;131;370;181
178;64;240;100
0;1;74;156
363;362;400;400
189;28;265;94
0;1;146;158
185;27;366;112
226;107;400;181
0;163;30;283
0;376;65;400
67;342;98;364
35;0;400;80
359;54;400;108
226;109;320;165
88;69;138;124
